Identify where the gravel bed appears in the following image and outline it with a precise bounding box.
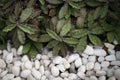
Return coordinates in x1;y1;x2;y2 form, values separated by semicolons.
0;42;120;80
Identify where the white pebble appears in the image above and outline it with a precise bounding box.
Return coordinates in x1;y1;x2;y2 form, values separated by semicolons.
0;70;8;77
98;57;105;62
51;66;59;77
21;55;29;62
86;71;95;76
90;76;98;80
45;70;51;77
43;59;50;67
68;54;79;63
36;54;41;60
75;58;82;68
94;62;101;71
111;61;120;66
53;56;63;64
24;61;32;69
105;55;116;61
41;55;49;60
20;70;31;78
84;45;94;55
32;68;41;79
56;64;66;72
12;66;20;76
11;48;17;56
88;56;96;62
108;76;116;80
77;71;85;79
39;65;44;75
99;76;106;80
82;58;88;65
63;59;70;69
60;72;69;78
2;50;8;59
0;50;2;54
0;59;6;68
35;60;40;69
17;45;23;55
96;70;106;76
114;69;120;80
12;77;21;80
108;49;115;55
86;62;94;70
68;73;78;80
104;43;115;49
2;74;14;80
27;74;35;80
101;61;110;68
94;49;106;56
81;53;89;58
116;51;120;60
5;53;13;63
14;61;22;67
41;75;46;80
78;65;86;72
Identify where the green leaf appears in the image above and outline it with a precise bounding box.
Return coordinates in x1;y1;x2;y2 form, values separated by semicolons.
39;0;45;5
46;0;62;4
58;3;68;19
18;24;35;34
60;20;71;36
27;34;39;42
69;1;81;9
91;26;104;34
76;37;87;52
100;5;108;18
20;8;33;22
65;8;71;19
60;43;67;57
46;29;61;41
94;7;101;20
56;19;66;33
39;34;52;42
63;38;78;44
46;40;59;49
69;29;87;38
52;44;61;56
17;29;25;44
33;42;43;52
86;0;101;7
14;2;21;18
29;47;38;58
76;16;84;28
27;0;35;7
71;0;82;2
88;34;102;46
107;32;115;42
101;23;114;32
22;42;31;54
3;24;16;32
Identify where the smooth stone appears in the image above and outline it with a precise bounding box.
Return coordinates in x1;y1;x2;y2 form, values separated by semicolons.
56;64;65;72
81;53;89;58
114;69;120;80
17;45;23;55
111;61;120;66
94;49;106;56
21;55;29;62
20;70;31;78
84;45;94;55
90;76;97;80
99;76;106;80
88;56;96;62
113;40;118;45
69;63;76;73
108;76;116;80
32;68;41;80
94;62;101;71
63;59;70;69
104;43;115;49
27;75;35;80
77;71;85;79
78;65;86;73
75;58;82;68
116;51;120;60
67;54;79;63
35;60;40;69
14;61;22;67
0;50;2;54
53;77;63;80
45;70;51;77
11;48;17;56
0;59;6;68
0;70;8;77
68;73;78;80
5;53;13;63
105;55;116;61
106;69;114;77
85;77;89;80
52;56;63;64
101;61;110;68
2;50;9;59
36;54;41;60
39;65;44;75
108;49;115;55
60;72;69;78
41;75;46;80
96;70;106;76
24;61;32;69
86;71;95;76
12;66;20;76
12;77;21;80
41;55;49;60
51;66;59;77
86;62;94;70
64;78;69;80
82;58;88;65
43;59;50;67
2;74;14;80
98;57;105;62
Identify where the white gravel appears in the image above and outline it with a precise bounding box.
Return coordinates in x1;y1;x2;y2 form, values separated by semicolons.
0;42;120;80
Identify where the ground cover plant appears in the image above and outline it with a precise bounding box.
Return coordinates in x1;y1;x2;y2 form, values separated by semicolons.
0;0;120;57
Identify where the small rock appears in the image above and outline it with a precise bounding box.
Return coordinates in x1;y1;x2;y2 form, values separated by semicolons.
24;61;32;69
113;40;118;45
41;55;49;60
43;59;50;67
17;45;23;55
39;65;44;75
56;64;65;72
36;54;41;60
116;51;120;60
11;48;17;56
78;65;86;72
41;75;46;80
84;45;94;55
0;70;8;77
106;69;114;77
32;68;41;80
86;71;95;76
27;75;35;80
99;76;106;80
105;55;116;61
94;49;106;56
2;74;14;80
53;56;63;64
0;50;2;54
111;61;120;66
51;66;59;77
108;49;115;55
86;62;94;70
12;66;20;76
68;73;78;80
104;43;115;49
14;61;22;67
2;50;8;59
96;70;106;76
90;76;97;80
77;71;85;79
35;60;40;69
101;61;110;68
67;54;79;63
114;69;120;80
94;62;101;71
98;57;105;62
88;56;96;63
82;58;88;65
21;55;29;62
12;77;21;80
69;63;76;73
0;59;6;68
60;72;69;78
53;77;63;80
20;70;31;78
5;53;13;63
108;76;116;80
45;70;51;77
63;59;70;69
75;58;82;68
81;53;89;58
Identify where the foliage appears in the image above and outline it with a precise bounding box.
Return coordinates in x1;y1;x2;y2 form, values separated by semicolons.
0;0;120;57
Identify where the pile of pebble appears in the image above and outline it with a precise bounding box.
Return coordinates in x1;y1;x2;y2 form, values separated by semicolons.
0;42;120;80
